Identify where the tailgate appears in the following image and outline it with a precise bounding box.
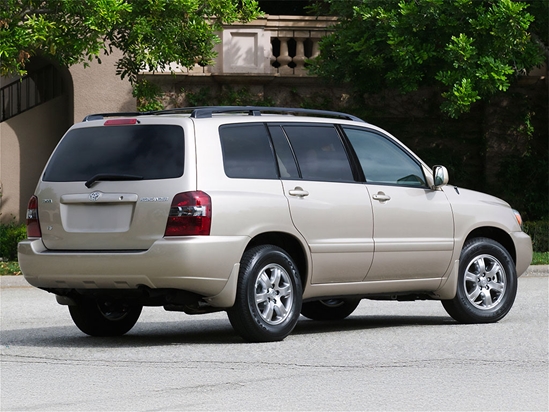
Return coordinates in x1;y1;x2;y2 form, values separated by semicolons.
36;121;192;250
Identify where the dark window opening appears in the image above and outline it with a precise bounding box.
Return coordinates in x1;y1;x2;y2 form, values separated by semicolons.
268;125;300;179
283;124;354;182
43;125;185;182
0;65;63;122
220;124;278;179
343;127;426;187
258;1;316;16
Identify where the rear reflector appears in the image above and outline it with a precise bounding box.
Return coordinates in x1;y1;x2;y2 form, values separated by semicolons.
26;195;42;237
104;118;138;126
164;191;212;236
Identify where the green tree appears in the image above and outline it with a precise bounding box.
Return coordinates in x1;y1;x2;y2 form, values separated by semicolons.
310;0;546;117
0;0;260;83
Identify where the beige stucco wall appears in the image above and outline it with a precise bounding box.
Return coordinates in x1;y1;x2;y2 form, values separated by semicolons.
0;95;69;223
0;49;135;223
70;49;135;123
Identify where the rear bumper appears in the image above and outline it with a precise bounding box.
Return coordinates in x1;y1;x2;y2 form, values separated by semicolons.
18;236;249;298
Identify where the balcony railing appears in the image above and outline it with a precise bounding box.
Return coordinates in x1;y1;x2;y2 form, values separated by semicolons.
147;15;336;77
0;65;63;122
267;15;334;75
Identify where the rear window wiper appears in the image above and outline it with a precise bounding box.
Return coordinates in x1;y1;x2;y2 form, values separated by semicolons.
85;174;144;188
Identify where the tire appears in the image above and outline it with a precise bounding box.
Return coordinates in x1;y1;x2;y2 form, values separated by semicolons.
301;298;360;321
227;245;302;342
68;298;142;337
442;237;517;324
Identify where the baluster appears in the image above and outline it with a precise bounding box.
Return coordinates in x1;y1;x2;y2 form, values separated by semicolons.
293;36;306;74
311;38;320;59
277;37;293;75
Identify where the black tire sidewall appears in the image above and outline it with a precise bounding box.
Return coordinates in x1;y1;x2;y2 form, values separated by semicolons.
301;298;360;321
453;238;517;323
69;298;142;337
230;245;302;342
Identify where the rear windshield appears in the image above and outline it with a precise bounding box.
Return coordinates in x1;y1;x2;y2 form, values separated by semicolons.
43;125;184;182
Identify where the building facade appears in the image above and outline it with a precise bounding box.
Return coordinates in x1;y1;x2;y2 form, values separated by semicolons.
1;14;338;223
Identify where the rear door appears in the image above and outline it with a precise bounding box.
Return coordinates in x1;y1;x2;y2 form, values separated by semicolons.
270;123;374;284
36;118;193;250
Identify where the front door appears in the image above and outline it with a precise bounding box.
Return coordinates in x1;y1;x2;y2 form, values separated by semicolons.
342;126;454;280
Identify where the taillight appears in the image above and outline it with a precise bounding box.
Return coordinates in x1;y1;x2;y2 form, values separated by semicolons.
164;191;211;236
26;195;41;237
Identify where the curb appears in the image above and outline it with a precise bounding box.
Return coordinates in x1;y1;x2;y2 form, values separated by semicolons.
0;275;31;288
523;265;549;277
2;265;547;289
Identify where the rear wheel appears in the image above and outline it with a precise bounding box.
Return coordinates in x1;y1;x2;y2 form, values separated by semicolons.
442;238;517;323
228;245;302;342
68;298;142;336
301;298;361;321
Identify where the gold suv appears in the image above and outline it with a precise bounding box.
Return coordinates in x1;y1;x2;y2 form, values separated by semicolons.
18;107;532;342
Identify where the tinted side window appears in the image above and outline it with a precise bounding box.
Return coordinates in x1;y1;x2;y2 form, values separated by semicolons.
343;127;426;186
219;124;278;179
43;125;184;182
283;125;353;182
268;125;299;179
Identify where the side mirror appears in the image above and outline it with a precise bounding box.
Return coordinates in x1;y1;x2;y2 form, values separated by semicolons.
433;165;449;189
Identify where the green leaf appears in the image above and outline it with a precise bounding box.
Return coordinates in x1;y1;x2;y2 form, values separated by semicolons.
1;0;260;83
310;0;545;118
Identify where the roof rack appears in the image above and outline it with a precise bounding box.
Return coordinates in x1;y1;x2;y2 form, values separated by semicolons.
83;106;365;123
190;106;365;122
83;111;150;121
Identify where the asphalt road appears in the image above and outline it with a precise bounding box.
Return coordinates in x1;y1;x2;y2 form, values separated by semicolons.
1;268;547;411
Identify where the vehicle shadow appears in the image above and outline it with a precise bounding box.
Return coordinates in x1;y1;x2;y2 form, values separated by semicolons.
0;314;454;348
293;314;454;336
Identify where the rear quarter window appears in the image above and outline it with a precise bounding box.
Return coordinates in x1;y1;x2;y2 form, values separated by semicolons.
43;125;184;181
219;123;278;179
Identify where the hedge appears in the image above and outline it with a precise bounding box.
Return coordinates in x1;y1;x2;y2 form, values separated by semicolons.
0;222;26;261
523;221;549;253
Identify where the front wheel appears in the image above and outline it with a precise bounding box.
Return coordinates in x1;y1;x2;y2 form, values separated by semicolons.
442;237;517;324
301;298;360;321
68;298;142;336
227;245;302;342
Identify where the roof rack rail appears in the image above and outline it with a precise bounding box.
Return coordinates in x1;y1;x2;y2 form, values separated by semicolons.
185;106;365;122
82;106;365;123
82;111;151;121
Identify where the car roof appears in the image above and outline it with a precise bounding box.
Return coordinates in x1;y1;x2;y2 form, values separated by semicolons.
81;106;366;123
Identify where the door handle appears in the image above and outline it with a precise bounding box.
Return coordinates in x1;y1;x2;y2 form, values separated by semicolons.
372;192;391;202
289;187;309;197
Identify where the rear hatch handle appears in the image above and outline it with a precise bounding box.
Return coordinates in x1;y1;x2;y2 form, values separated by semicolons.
85;174;143;188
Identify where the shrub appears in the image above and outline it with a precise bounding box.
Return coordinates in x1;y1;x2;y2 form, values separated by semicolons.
523;221;549;253
0;221;26;261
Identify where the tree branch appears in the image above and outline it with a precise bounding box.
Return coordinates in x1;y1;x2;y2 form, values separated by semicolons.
532;33;549;61
17;8;51;21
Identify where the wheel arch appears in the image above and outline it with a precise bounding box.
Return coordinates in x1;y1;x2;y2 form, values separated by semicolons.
465;227;516;264
245;232;309;290
441;235;518;323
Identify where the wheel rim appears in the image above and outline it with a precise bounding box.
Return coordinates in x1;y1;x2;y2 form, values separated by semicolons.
319;299;345;308
96;301;131;321
254;263;294;325
463;254;507;310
